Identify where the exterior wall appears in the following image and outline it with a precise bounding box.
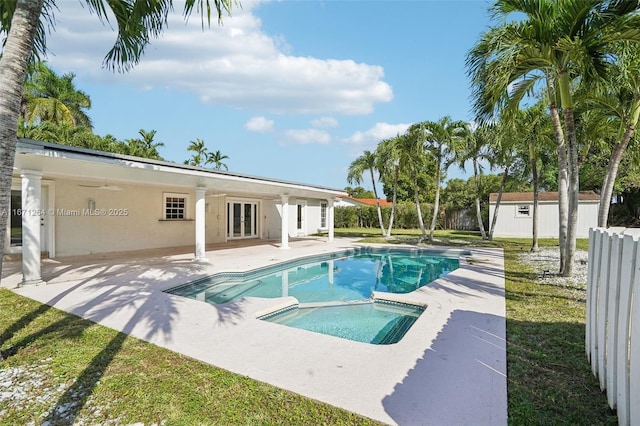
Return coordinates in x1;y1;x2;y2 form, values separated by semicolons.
489;201;599;238
53;178;214;256
262;199;281;240
18;176;335;257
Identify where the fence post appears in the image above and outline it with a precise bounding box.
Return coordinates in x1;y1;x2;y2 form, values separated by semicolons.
616;230;640;426
605;230;625;408
586;227;601;362
630;240;640;426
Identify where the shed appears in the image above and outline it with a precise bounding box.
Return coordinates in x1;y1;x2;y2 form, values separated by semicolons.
488;191;600;238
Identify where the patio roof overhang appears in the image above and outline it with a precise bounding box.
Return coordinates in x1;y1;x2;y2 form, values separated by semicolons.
14;139;347;200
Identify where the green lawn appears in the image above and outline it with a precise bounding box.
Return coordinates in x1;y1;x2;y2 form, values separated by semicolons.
0;229;613;424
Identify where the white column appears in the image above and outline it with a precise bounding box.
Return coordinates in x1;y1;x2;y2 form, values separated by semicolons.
328;198;335;242
21;170;44;285
194;187;207;262
280;194;289;250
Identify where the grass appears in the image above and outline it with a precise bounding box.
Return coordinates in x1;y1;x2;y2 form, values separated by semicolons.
0;228;613;425
0;291;381;425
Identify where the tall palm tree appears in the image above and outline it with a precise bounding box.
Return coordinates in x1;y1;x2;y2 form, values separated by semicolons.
347;150;386;236
454;123;495;240
207;149;229;171
376;134;402;237
586;43;640;227
401;125;432;241
420;117;466;242
467;0;640;276
0;0;234;277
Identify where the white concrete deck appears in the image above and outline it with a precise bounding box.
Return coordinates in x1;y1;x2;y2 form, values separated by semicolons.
2;237;507;426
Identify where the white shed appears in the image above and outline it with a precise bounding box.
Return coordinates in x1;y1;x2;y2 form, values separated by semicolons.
488;191;600;238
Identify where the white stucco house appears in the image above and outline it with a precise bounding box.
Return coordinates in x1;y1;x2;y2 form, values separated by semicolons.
8;139;347;285
488;191;600;239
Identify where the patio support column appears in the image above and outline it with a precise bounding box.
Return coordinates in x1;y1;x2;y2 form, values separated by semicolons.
327;198;335;242
194;187;207;262
280;194;289;250
20;170;45;286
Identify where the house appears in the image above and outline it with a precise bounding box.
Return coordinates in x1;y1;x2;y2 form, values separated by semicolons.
9;139;347;285
488;191;600;238
335;196;393;208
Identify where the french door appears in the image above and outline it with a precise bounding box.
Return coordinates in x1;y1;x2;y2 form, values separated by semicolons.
227;200;258;239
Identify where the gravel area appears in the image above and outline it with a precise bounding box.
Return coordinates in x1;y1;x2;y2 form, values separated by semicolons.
517;247;589;300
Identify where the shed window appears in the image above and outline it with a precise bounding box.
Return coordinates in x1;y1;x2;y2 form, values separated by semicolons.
516;205;530;217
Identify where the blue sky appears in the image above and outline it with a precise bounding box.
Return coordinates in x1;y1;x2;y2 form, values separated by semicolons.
43;0;494;192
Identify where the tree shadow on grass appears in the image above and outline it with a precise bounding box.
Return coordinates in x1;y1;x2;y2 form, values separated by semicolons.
1;255;249;424
506;318;617;425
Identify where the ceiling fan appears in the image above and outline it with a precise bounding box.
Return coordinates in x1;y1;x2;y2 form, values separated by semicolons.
78;180;123;191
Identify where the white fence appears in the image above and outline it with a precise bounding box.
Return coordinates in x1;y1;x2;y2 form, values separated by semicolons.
586;227;640;426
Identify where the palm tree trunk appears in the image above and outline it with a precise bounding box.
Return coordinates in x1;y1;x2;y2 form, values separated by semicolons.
472;159;487;239
531;157;540;252
0;0;44;280
549;102;569;274
413;172;427;240
562;105;579;278
386;165;399;237
369;168;385;236
488;165;509;241
598;120;638;227
428;162;441;242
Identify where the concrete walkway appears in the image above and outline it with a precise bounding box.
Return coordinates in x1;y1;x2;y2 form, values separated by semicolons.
2;238;507;426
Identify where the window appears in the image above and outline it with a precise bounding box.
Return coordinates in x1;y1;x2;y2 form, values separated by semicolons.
516;205;530;217
320;202;327;228
164;193;188;220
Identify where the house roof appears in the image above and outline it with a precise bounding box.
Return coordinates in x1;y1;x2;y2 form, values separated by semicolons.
337;196;393;207
15;139;348;200
489;191;600;203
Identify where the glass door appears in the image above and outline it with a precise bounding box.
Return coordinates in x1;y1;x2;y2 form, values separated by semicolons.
227;201;258;239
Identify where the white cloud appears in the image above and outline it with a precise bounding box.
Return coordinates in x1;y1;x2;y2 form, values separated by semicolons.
245;116;274;132
284;129;331;144
311;116;338;128
45;1;393;115
343;122;411;146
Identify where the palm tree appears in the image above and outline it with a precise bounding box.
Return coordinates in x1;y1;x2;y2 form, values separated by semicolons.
185;138;209;167
347;150;386;236
0;0;234;277
400;125;432;241
454;123;495;240
586;43;640;227
376;134;402;237
22;62;92;129
467;0;640;276
207;150;229;171
419;117;466;242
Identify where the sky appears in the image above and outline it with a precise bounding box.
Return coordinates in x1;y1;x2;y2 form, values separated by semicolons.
41;0;495;192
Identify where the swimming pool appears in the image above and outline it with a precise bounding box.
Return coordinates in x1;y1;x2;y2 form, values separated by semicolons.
167;248;459;304
166;247;461;344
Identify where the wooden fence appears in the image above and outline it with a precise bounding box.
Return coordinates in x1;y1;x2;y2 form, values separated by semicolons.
586;227;640;426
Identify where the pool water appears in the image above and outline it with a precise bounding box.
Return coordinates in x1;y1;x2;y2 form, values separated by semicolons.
167;249;459;304
165;248;461;345
260;301;424;345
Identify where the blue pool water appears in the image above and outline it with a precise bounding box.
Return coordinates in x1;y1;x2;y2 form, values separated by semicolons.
166;248;459;304
165;247;461;344
260;301;424;345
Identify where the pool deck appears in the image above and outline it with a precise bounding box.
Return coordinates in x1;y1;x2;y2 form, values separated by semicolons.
2;237;507;425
